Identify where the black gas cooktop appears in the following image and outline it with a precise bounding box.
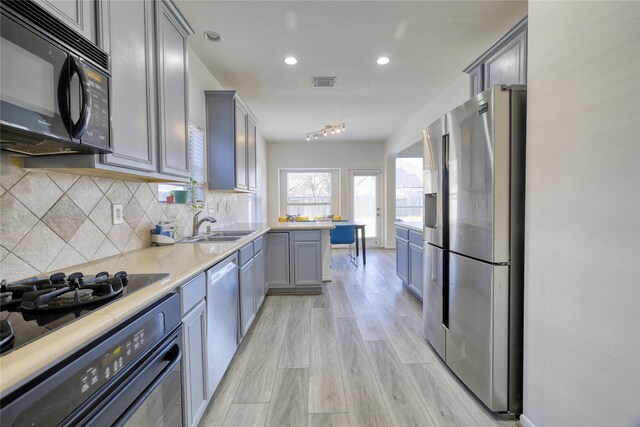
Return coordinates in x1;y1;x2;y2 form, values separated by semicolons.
0;272;169;355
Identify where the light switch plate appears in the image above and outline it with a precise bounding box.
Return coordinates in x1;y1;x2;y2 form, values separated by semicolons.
112;204;124;225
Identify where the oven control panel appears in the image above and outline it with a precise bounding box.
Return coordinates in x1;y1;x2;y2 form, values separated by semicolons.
13;314;165;426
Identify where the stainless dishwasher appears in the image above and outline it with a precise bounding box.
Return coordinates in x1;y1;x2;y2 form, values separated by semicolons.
206;253;239;399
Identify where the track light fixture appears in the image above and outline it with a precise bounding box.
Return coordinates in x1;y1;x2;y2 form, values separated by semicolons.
305;122;346;142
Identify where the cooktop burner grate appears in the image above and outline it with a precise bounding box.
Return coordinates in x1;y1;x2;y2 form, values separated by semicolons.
0;272;169;355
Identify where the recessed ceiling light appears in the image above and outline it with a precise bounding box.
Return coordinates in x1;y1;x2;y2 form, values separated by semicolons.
284;56;298;65
204;31;222;42
377;56;390;65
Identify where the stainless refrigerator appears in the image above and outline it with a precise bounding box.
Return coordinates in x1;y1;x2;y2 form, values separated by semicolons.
422;85;526;416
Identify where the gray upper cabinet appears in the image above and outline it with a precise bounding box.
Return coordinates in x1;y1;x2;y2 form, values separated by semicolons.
35;0;97;43
23;0;194;182
483;29;527;89
235;103;248;190
247;118;257;191
156;0;191;178
205;91;257;192
102;0;157;172
465;17;527;97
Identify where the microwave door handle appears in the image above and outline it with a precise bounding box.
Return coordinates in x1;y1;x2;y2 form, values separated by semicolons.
69;56;91;139
57;56;72;134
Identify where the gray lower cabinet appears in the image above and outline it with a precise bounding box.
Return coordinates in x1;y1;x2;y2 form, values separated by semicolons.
396;237;409;284
464;17;527;96
181;300;207;427
397;226;423;301
239;257;255;338
253;248;266;312
267;232;290;287
35;0;97;43
205;91;257;192
293;241;322;286
409;242;423;299
178;273;207;427
267;231;322;290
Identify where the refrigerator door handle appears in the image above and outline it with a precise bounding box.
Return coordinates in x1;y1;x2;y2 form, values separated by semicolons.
424;193;437;229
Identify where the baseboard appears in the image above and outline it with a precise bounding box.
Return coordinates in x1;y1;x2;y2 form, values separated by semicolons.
519;414;536;427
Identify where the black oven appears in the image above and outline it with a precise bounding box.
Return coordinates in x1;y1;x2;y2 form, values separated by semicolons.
0;0;111;155
0;294;184;426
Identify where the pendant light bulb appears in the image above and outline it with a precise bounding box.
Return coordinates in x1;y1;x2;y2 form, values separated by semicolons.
306;135;310;141
323;129;327;136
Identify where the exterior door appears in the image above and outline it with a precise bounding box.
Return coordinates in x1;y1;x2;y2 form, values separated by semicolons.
349;169;382;247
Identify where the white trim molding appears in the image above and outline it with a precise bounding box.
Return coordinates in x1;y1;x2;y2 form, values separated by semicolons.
519;414;536;427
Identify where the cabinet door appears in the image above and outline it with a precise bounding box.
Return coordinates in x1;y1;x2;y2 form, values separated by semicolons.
483;29;527;89
267;232;290;287
247;118;257;191
102;0;157;172
239;258;255;338
409;243;423;300
293;241;322;287
235;103;248;190
35;0;96;43
396;237;409;284
157;1;190;178
253;250;266;312
469;65;483;97
182;300;208;427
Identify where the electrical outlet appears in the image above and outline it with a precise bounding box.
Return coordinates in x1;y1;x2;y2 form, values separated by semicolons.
112;204;124;225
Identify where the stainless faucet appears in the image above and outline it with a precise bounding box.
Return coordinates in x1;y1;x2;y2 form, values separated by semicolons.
192;211;217;237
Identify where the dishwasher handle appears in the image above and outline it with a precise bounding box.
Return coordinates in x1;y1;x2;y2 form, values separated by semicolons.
208;260;237;283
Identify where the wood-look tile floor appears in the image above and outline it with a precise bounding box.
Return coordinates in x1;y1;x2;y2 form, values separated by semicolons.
200;249;518;427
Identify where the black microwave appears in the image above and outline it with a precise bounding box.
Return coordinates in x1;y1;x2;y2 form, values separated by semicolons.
0;0;112;155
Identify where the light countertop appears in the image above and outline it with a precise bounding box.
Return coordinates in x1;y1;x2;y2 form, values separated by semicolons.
395;221;423;232
0;221;333;394
268;221;335;231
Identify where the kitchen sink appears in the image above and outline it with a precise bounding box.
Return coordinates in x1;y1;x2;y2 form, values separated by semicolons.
177;229;255;243
178;235;243;243
216;230;255;236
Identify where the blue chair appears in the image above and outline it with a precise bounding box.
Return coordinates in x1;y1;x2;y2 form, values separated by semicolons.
330;223;358;266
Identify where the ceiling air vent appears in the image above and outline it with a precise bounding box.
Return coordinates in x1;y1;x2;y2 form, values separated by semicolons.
311;77;337;88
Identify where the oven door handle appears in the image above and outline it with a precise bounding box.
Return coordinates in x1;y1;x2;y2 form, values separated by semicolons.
112;343;182;426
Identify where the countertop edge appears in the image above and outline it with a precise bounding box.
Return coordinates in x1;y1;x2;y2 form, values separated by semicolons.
0;223;285;395
395;222;423;233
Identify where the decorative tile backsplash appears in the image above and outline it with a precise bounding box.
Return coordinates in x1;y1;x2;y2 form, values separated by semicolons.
0;155;238;281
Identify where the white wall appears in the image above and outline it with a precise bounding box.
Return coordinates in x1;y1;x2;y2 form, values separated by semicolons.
188;47;268;222
522;2;640;426
266;140;385;228
383;74;469;247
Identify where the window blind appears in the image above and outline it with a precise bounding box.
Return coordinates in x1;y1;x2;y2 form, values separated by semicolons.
189;117;205;184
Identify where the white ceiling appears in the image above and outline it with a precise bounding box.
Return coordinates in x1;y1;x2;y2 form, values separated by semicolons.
175;1;527;144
